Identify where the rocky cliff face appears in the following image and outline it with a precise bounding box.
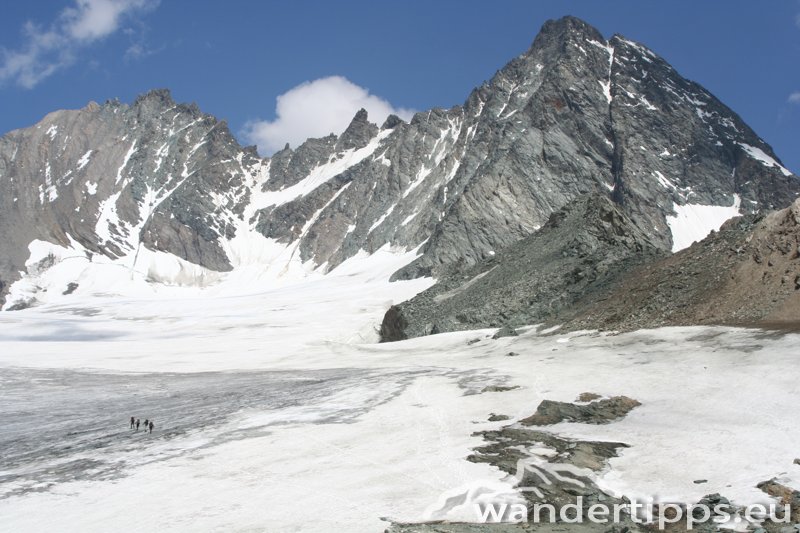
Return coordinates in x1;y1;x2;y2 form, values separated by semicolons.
0;89;263;302
379;195;667;341
1;16;797;309
380;194;800;340
560;198;800;332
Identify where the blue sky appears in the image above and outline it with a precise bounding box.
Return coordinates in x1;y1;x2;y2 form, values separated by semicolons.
1;1;799;170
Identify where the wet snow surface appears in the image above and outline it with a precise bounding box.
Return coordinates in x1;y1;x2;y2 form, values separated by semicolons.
1;366;450;499
0;248;799;531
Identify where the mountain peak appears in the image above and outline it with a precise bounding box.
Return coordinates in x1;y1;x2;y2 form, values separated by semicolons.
541;15;599;33
337;108;378;150
533;15;605;48
1;17;797;311
381;114;404;129
133;88;175;109
351;108;369;123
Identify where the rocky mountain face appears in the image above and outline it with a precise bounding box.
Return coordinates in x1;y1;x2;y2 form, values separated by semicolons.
380;195;800;340
560;197;800;332
0;89;263;305
379;195;666;340
1;16;797;310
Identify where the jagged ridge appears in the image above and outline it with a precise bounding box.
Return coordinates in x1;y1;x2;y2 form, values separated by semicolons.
0;16;797;309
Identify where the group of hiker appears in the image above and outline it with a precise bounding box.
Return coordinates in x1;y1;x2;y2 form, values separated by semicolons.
130;416;155;433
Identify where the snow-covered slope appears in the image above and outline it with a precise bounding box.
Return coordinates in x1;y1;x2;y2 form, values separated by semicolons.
1;271;798;530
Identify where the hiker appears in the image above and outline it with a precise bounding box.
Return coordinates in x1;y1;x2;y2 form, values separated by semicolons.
148;420;154;434
144;418;149;430
130;416;135;429
135;418;140;431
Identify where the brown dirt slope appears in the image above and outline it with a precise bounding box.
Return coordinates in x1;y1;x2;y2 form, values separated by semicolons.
563;198;800;331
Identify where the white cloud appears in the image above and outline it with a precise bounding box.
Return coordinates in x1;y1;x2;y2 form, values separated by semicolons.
0;0;158;88
789;92;800;104
65;0;149;41
243;76;415;155
123;42;150;61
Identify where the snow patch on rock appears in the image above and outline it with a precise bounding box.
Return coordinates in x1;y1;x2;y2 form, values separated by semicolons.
666;195;741;252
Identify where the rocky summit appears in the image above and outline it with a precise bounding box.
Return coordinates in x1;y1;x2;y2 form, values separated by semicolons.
1;16;798;313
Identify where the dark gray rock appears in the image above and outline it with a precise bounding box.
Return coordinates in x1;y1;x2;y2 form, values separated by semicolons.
381;114;404;129
380;195;666;340
336;108;378;151
62;282;79;295
492;325;519;339
520;396;641;426
480;385;520;393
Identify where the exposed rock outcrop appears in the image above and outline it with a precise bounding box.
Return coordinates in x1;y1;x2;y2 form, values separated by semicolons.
380;195;666;340
563;197;800;331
